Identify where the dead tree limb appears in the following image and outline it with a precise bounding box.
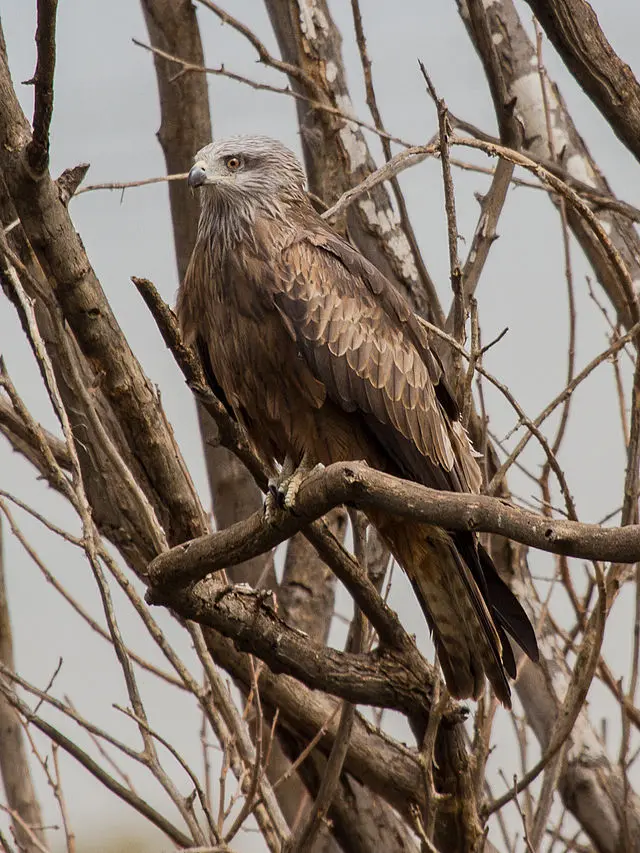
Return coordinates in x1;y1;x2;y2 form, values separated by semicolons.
523;0;640;167
0;519;46;853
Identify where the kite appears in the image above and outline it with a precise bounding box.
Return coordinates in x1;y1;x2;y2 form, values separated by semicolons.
179;135;538;706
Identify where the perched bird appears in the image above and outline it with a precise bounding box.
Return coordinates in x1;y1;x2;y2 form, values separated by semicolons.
179;135;538;706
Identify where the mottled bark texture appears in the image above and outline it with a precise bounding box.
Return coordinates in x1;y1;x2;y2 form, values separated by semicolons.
458;0;640;334
0;520;46;853
523;0;640;168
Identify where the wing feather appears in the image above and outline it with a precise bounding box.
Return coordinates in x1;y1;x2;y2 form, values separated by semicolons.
273;232;479;492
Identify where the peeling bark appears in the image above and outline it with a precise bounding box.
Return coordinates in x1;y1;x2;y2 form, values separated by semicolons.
523;0;640;167
458;0;640;331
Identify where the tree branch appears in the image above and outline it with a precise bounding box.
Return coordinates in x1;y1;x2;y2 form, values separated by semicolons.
0;679;193;848
457;0;640;336
523;0;640;166
0;519;46;853
202;627;433;821
0;47;208;552
25;0;58;174
148;462;640;591
150;580;433;719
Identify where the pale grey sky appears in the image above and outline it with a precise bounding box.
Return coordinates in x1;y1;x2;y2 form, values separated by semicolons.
1;1;639;850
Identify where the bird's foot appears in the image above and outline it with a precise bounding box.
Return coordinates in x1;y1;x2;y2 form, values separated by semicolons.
280;461;325;511
263;456;324;522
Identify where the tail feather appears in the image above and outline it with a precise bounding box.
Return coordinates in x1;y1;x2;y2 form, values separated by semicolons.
371;513;513;706
478;543;540;663
495;622;517;679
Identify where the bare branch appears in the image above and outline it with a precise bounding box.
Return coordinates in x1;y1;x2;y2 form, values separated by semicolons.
523;0;640;165
132;38;413;150
75;172;186;197
0;517;46;853
322;145;436;225
148;462;640;591
419;65;464;346
486;321;640;494
286;612;361;852
0;678;193;848
489;558;607;817
25;0;58;173
195;0;320;97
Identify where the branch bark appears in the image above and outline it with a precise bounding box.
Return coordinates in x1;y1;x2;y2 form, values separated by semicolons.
148;462;640;589
201;625;431;823
0;518;46;853
25;0;58;174
457;0;640;335
0;47;208;551
523;0;640;167
149;579;433;717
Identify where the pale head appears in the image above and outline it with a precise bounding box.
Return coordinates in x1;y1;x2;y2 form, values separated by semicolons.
188;135;306;204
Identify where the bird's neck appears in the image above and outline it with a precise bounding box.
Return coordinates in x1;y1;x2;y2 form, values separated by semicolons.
197;192;301;261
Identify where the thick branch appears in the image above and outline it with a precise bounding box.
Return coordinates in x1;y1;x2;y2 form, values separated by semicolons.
202;627;431;820
148;462;640;590
150;580;433;719
458;0;640;335
523;0;640;166
140;0;211;281
0;47;208;551
465;0;520;147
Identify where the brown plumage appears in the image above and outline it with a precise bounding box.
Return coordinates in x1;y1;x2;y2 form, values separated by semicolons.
179;135;538;707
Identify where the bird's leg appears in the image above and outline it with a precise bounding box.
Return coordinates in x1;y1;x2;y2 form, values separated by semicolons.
266;454;296;513
264;452;324;520
281;452;324;510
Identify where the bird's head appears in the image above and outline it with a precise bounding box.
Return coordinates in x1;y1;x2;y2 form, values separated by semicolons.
188;136;307;210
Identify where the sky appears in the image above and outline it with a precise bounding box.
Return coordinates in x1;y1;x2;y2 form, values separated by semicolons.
1;1;640;850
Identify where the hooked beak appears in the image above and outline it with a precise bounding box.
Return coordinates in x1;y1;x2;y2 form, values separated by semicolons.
188;164;207;188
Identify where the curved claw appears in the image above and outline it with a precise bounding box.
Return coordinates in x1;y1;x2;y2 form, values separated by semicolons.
263;458;325;520
267;476;287;510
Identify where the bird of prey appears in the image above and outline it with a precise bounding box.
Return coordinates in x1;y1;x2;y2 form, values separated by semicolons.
179;135;538;706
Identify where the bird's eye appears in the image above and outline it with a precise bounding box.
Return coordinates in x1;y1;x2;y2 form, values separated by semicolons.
226;156;241;171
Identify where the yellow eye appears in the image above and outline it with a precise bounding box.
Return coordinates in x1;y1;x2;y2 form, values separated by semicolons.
226;156;241;171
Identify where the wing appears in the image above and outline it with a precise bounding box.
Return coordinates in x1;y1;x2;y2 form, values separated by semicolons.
274;225;539;679
274;226;482;495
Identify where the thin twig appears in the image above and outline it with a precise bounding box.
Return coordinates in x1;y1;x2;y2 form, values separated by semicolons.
419;64;464;346
0;677;192;846
486;560;607;816
485;321;640;495
194;0;322;98
75;173;188;196
51;745;75;853
188;624;289;850
450;135;639;326
0;496;183;689
286;610;361;852
322;144;437;223
349;4;442;326
132;39;413;151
